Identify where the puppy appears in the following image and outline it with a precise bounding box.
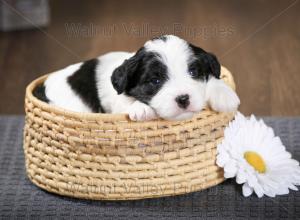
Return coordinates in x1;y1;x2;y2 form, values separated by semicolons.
34;35;240;121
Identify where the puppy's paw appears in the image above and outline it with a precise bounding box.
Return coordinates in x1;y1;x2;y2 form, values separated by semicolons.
128;101;158;121
206;78;240;113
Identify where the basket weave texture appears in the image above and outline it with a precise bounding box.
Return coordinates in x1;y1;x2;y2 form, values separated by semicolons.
23;66;235;200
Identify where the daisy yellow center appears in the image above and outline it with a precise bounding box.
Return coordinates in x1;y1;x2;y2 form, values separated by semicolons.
244;151;266;173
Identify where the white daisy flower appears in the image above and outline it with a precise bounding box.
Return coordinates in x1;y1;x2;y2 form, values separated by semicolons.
217;112;300;198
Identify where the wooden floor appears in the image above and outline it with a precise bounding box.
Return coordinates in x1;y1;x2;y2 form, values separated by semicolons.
1;0;300;115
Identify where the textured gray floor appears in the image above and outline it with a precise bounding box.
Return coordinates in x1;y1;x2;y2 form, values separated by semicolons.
0;116;299;219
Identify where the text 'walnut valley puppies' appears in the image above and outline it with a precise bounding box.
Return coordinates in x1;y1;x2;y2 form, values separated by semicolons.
34;35;240;121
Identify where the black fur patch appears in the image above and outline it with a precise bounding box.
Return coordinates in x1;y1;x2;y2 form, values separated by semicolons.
68;59;104;113
111;48;168;104
33;84;49;103
152;35;167;42
188;43;221;79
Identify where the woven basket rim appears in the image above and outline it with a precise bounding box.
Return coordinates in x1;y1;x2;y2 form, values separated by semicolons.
26;66;235;122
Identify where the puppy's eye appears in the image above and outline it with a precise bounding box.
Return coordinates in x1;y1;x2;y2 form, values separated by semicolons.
149;78;161;85
188;68;198;78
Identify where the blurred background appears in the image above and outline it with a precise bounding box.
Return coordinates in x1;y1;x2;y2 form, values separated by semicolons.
0;0;299;116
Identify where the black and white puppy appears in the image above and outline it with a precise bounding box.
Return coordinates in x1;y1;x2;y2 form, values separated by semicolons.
34;35;240;121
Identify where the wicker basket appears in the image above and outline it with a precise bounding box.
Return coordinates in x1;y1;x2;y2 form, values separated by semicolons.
23;66;236;200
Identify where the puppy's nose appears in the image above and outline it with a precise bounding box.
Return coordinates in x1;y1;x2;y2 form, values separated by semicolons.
175;94;190;109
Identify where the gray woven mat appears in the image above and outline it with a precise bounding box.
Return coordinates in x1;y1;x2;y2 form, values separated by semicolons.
0;116;299;219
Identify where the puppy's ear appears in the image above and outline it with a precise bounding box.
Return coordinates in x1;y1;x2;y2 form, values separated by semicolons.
111;53;140;94
205;52;221;79
189;43;221;79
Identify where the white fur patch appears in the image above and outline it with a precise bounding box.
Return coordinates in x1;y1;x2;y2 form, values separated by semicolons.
128;101;158;121
44;63;92;113
205;77;240;112
95;51;135;113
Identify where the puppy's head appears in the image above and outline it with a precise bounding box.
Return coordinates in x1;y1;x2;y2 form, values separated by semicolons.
111;35;220;120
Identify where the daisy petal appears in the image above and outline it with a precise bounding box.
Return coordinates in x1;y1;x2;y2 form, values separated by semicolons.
216;152;229;167
242;183;253;197
253;185;264;198
224;161;237;178
236;171;247;184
